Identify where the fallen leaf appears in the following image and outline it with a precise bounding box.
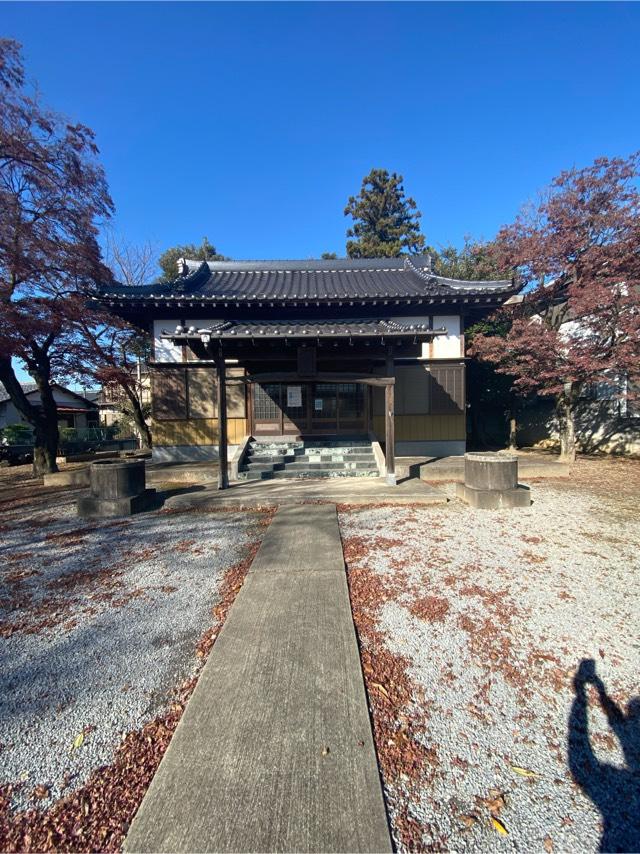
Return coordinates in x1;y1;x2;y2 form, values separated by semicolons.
371;682;390;698
72;732;85;750
460;814;479;828
491;817;508;835
321;746;330;756
33;785;49;800
485;793;507;815
544;835;553;852
510;765;538;778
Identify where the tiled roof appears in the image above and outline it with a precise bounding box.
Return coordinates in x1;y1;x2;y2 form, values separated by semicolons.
0;383;97;407
165;318;447;341
0;382;38;403
100;256;516;304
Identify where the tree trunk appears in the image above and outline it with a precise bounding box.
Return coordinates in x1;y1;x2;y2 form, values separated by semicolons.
123;385;152;448
0;357;59;475
32;355;60;475
508;411;517;451
32;418;60;475
557;384;580;463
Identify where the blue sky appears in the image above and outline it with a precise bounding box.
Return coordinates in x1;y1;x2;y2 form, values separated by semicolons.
4;1;640;264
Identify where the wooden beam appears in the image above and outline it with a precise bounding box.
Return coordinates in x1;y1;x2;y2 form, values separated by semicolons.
216;352;229;490
385;382;396;486
244;372;395;387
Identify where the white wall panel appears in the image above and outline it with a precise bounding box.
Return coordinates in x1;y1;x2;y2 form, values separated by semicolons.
153;319;182;363
432;315;461;359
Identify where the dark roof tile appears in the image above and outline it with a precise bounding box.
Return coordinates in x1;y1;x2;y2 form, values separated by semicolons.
163;318;447;340
99;256;516;303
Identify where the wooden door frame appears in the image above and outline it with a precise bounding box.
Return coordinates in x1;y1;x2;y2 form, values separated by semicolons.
250;379;371;437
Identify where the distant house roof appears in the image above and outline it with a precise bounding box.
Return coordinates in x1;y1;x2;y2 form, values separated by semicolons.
0;382;98;410
98;255;518;306
0;382;38;404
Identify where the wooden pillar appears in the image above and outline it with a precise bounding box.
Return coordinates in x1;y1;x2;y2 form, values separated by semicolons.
385;345;396;486
216;352;229;490
385;382;396;486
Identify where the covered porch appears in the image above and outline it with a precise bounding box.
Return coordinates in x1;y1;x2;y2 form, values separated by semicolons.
164;320;447;489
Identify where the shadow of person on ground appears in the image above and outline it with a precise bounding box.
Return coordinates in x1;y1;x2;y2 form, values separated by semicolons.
568;658;640;852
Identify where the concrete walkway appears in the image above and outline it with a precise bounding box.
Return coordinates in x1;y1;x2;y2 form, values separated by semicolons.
125;505;392;853
164;475;447;511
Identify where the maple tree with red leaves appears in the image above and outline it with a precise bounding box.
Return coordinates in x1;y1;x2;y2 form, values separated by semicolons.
71;316;153;449
0;40;156;471
471;153;640;461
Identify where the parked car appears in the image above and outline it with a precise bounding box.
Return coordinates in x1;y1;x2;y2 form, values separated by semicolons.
0;439;34;465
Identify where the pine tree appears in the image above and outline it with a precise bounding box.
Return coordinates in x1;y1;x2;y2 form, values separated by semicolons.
158;237;228;281
344;169;425;258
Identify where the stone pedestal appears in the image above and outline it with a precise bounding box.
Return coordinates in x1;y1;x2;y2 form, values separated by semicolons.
77;460;156;518
455;452;531;509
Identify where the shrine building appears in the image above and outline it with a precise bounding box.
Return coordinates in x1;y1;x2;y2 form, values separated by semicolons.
98;255;519;485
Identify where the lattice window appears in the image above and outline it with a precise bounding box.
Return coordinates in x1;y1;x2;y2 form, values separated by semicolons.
254;384;282;420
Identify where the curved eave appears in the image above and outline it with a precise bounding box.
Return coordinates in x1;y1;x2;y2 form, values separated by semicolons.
96;289;518;310
162;329;448;342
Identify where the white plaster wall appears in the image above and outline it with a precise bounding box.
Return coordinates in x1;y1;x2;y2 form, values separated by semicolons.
153;319;222;362
432;315;461;359
153;319;182;363
388;314;462;359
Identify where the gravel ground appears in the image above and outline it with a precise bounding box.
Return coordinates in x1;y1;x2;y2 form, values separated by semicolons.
0;487;267;817
340;457;640;853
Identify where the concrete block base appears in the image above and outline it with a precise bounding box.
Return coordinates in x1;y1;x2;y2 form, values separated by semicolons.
77;488;157;519
396;439;466;457
152;445;239;463
455;482;531;509
43;468;90;488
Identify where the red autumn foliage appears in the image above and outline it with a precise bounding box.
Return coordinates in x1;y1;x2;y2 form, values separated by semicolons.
0;40;115;474
0;41;154;466
471;152;640;460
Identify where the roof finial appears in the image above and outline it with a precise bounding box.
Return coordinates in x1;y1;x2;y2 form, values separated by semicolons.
176;257;189;277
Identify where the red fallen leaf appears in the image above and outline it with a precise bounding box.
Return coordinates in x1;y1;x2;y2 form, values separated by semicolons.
544;835;554;852
599;648;605;659
33;785;49;800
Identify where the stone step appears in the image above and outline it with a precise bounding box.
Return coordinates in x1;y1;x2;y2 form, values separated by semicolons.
302;449;374;456
269;469;378;479
240;438;378;481
297;454;375;463
304;442;371;453
244;462;285;472
249;442;304;451
247;448;304;460
249;439;371;450
284;461;376;471
237;470;275;481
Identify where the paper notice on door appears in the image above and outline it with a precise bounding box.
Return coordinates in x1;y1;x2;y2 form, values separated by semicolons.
287;386;302;408
314;398;323;411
